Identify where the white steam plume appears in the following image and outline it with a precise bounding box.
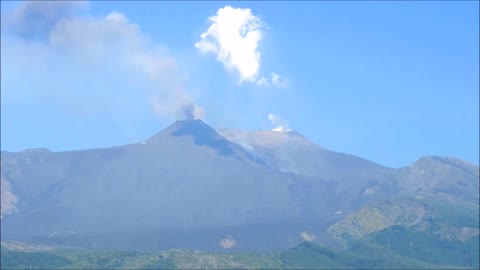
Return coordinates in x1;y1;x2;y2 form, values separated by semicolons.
268;113;292;132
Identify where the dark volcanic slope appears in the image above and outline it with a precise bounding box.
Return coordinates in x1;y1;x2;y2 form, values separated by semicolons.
1;120;305;238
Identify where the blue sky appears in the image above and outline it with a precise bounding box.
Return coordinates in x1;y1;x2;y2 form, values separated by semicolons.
1;1;478;168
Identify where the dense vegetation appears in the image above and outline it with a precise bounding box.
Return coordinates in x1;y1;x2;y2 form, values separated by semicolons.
2;229;478;270
352;226;479;268
0;249;71;269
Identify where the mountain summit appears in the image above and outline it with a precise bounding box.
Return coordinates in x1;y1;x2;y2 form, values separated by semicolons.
146;120;270;165
147;119;237;156
148;119;213;140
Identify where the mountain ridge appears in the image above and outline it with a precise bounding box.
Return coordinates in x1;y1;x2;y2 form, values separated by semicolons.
3;119;476;169
1;119;478;253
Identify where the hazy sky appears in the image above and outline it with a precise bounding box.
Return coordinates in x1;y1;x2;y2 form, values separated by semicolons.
1;1;478;168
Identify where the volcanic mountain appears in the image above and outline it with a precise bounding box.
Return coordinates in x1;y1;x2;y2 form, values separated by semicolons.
1;119;478;252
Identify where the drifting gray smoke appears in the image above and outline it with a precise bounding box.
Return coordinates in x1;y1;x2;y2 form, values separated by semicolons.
181;103;205;120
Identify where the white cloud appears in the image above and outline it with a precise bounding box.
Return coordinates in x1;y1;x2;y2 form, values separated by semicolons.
257;72;288;88
257;76;269;86
195;6;288;88
2;2;204;121
195;6;264;83
268;113;292;132
271;72;288;88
